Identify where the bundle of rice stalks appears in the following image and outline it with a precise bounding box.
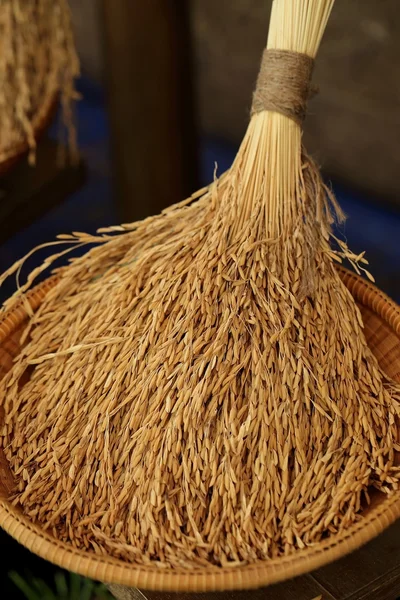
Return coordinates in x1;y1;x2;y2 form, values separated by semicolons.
0;0;399;582
0;0;79;168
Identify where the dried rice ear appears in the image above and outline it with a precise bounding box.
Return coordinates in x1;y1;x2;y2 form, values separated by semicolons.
0;0;399;572
0;0;79;167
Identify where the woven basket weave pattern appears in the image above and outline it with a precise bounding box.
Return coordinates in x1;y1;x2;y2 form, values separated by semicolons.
0;267;399;592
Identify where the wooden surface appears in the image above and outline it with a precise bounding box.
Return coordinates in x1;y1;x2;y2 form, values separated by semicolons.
0;137;86;245
109;520;400;600
100;0;199;222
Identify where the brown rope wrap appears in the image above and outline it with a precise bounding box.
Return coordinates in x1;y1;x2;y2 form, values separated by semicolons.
251;49;315;124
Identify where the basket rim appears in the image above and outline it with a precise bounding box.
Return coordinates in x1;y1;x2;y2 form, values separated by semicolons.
0;267;399;592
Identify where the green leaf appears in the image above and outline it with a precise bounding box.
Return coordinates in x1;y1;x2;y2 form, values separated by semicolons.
69;572;82;600
9;572;41;600
31;577;57;600
54;572;69;599
10;569;114;600
94;582;113;599
80;577;96;600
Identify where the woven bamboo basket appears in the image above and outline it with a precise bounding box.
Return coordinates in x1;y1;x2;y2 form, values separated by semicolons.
0;266;399;592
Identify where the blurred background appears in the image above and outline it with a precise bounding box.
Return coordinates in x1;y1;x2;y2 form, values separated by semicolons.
0;0;399;597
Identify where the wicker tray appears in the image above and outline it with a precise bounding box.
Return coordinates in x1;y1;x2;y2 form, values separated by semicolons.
0;267;399;592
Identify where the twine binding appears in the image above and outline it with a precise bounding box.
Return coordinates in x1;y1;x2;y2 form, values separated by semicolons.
252;49;315;124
